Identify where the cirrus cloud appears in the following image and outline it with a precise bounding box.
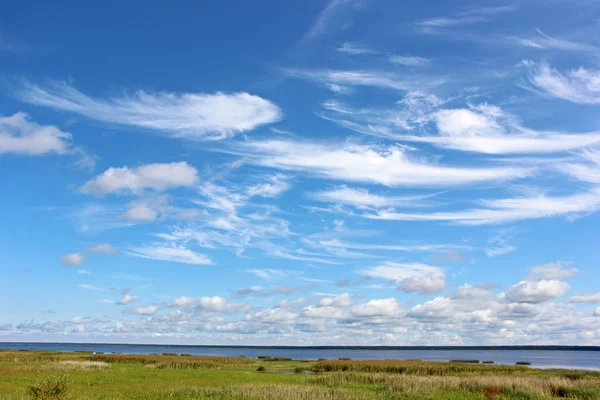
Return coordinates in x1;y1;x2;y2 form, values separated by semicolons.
17;80;281;140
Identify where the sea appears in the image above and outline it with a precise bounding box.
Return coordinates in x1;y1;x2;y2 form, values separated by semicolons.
1;343;599;370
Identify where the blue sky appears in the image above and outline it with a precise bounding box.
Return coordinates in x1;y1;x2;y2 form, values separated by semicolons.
1;0;600;345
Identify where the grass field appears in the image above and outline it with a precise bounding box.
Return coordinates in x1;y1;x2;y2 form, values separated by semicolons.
0;350;599;399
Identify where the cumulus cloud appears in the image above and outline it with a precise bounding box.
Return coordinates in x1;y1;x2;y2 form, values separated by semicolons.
121;196;172;222
527;261;578;281
196;296;249;313
80;162;198;196
0;112;72;155
352;298;401;317
125;244;212;265
505;280;570;303
569;293;600;303
17;80;281;140
230;139;529;187
594;307;600;317
525;61;600;104
407;297;453;320
362;262;446;294
59;252;85;266
124;305;159;315
170;296;196;307
117;294;138;305
85;243;118;255
319;293;353;308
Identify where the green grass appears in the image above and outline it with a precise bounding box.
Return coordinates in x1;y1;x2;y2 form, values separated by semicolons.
0;351;598;399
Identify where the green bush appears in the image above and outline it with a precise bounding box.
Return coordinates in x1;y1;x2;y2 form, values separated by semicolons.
257;366;267;371
27;375;68;399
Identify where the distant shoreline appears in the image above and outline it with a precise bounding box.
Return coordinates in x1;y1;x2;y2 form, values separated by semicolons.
2;342;599;351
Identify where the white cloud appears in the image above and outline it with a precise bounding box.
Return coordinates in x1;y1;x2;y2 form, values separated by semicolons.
325;101;600;154
197;296;249;313
304;0;361;40
319;239;468;253
413;6;514;34
368;188;600;225
0;113;92;166
518;29;596;53
594;307;600;317
407;297;453;320
485;245;517;257
170;296;196;307
122;201;160;222
77;283;109;292
362;262;446;294
283;68;443;92
310;186;438;208
527;261;578;281
505;280;570;303
569;293;600;303
125;305;159;315
125;245;212;265
337;42;375;55
247;269;289;280
76;270;91;275
246;174;290;198
17;81;281;140
85;243;118;255
59;252;85;266
117;294;139;305
525;61;600;104
352;298;401;317
389;55;429;66
399;273;446;294
231;139;529;187
80;162;198;196
319;293;353;308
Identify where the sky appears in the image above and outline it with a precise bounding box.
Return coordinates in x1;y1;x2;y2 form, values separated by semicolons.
1;0;600;346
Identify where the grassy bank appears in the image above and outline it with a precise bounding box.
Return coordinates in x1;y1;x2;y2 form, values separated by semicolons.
0;350;598;399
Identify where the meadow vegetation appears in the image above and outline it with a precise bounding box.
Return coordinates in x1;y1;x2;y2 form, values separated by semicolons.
0;350;598;399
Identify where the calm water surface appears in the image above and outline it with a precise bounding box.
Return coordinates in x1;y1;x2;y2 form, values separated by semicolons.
2;343;598;370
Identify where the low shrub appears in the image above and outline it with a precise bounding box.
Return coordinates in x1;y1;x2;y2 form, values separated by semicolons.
27;375;68;400
516;361;531;366
257;366;267;372
450;360;480;364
